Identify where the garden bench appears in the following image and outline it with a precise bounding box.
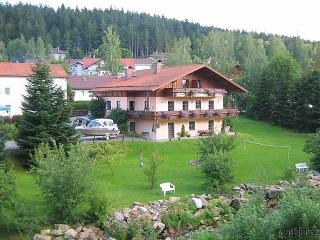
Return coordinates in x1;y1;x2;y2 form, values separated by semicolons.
160;182;175;196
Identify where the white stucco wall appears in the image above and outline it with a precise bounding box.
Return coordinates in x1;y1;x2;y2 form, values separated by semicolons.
0;76;67;116
70;63;83;76
135;64;152;71
73;90;93;101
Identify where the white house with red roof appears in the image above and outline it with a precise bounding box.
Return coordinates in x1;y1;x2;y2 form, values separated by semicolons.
93;62;247;140
0;63;68;116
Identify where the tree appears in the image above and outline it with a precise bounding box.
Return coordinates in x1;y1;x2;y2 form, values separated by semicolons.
7;36;28;62
143;153;162;189
33;143;95;221
304;130;320;171
99;27;124;75
166;37;193;66
107;109;128;133
90;97;106;118
17;64;77;161
266;36;288;58
0;41;8;62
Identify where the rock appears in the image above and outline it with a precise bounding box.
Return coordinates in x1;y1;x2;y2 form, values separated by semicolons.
212;207;221;216
265;186;284;199
64;228;78;240
75;223;82;233
54;237;64;240
34;234;51;240
153;221;165;233
88;232;99;240
152;212;159;221
137;206;148;214
40;229;51;236
230;197;247;210
132;201;143;206
114;212;125;221
189;197;203;209
123;208;131;219
79;231;90;240
51;229;63;237
169;196;180;202
54;224;70;234
199;196;208;208
193;209;205;217
219;195;232;205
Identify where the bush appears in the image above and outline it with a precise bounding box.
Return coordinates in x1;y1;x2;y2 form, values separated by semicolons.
0;159;16;214
180;124;186;137
201;150;233;192
304;130;320;171
181;230;223;240
107;108;128;133
33;143;96;222
143;153;162;189
198;135;235;161
222;115;234;131
85;192;109;226
282;166;297;181
70;101;90;111
90;97;106;118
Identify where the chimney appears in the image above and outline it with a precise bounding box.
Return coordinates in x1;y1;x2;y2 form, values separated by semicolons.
124;66;133;80
154;60;162;74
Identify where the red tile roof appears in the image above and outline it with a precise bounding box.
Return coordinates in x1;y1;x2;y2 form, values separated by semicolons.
93;64;247;93
67;76;119;90
0;63;68;78
83;58;103;69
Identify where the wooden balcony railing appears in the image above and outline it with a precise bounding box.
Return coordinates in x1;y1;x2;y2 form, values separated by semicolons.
167;88;226;97
128;108;239;120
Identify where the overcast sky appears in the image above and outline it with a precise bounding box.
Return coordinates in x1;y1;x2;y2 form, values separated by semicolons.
5;0;320;41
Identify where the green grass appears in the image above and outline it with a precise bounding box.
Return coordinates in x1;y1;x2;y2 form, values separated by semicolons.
0;117;310;239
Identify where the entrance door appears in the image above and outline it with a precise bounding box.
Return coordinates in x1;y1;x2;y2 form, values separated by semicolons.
168;122;175;139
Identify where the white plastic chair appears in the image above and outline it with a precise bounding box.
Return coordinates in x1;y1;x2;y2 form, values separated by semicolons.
160;182;175;196
295;163;309;172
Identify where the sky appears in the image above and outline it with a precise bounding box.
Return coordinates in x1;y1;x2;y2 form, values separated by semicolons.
5;0;320;41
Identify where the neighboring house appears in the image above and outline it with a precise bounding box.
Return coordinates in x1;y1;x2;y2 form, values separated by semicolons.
68;57;153;76
51;47;68;61
93;62;247;140
0;63;68;116
134;58;154;70
67;75;118;101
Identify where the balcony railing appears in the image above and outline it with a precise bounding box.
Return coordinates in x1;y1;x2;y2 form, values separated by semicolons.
128;108;239;120
168;88;226;97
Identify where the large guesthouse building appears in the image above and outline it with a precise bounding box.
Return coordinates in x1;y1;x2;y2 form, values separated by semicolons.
93;62;247;140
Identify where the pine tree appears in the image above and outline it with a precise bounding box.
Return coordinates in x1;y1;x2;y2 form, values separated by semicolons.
166;37;193;66
0;41;8;62
17;64;77;161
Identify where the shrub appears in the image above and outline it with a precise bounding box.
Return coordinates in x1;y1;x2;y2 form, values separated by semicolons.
90;97;106;118
201;150;233;192
107;108;128;133
70;101;90;111
0;159;16;214
304;130;320;170
104;221;127;240
282;166;297;181
84;192;109;226
33;143;95;222
0;123;18;141
180;124;186;137
198;135;235;161
127;219;159;240
222;115;234;131
143;153;162;189
181;230;223;240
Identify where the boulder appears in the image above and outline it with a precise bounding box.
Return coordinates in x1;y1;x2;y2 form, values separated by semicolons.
218;195;232;205
79;231;90;240
51;229;63;237
54;224;70;234
199;196;208;208
212;207;221;216
132;201;143;206
169;196;180;202
34;234;51;240
193;209;205;217
188;197;203;209
114;212;125;222
137;206;148;214
230;197;247;210
153;222;166;233
53;237;64;240
64;228;78;240
265;186;284;200
40;229;51;236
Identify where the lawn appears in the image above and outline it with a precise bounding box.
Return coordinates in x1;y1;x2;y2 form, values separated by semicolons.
0;117;310;239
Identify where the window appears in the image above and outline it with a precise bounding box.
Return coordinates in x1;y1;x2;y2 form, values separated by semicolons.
129;122;136;132
196;100;201;110
168;101;174;111
144;100;149;111
106;101;111;110
182;101;188;111
209;100;214;110
129;101;135;111
182;79;189;88
5;88;10;95
189;121;195;131
208;120;214;130
116;101;121;109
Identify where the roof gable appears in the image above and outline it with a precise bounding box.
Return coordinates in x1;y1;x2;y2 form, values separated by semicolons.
83;58;103;69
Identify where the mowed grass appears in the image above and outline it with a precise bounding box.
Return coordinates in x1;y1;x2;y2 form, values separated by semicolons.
0;117;310;239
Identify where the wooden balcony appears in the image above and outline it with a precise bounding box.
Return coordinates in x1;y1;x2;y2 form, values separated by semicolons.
167;88;226;98
128;108;239;120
